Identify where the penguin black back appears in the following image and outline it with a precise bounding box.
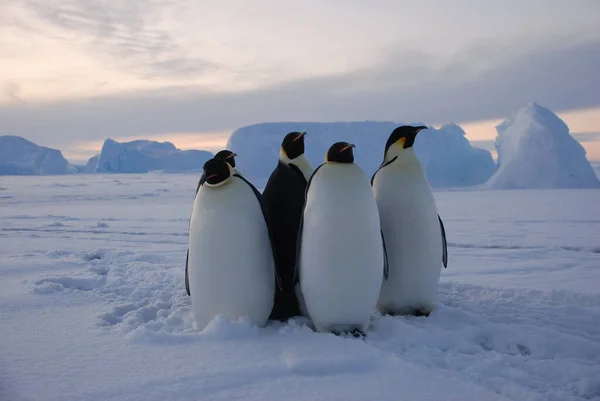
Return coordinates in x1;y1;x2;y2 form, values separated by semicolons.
262;131;311;321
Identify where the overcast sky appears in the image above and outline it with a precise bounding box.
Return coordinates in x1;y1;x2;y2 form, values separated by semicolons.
1;0;599;162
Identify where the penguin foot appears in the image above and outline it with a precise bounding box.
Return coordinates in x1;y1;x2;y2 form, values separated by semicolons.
411;308;431;317
383;307;432;317
348;328;366;338
330;327;366;339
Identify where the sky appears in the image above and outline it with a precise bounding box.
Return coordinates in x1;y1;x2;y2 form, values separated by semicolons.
1;0;599;163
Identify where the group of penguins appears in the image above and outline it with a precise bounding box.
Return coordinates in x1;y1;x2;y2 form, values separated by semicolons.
184;125;448;337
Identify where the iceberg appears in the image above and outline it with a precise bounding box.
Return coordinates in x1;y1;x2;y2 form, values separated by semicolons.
0;135;71;175
89;139;213;173
486;102;600;189
226;121;496;188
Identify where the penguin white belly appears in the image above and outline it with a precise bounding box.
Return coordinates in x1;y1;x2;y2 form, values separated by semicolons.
299;164;383;332
374;166;442;314
188;177;275;330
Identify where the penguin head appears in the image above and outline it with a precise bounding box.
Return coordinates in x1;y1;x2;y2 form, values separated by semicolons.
281;131;307;160
214;149;237;168
202;157;233;188
326;142;356;164
384;125;428;160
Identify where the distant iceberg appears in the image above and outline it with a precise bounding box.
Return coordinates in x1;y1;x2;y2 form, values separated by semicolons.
82;155;99;173
88;139;213;174
0;135;72;175
226;121;496;188
485;102;600;189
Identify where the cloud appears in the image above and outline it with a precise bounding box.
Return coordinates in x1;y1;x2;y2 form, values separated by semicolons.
469;140;496;152
572;132;600;142
1;33;599;151
19;0;215;79
2;82;25;104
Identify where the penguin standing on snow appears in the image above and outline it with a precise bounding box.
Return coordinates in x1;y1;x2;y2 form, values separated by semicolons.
295;142;388;336
187;157;281;330
185;149;243;296
371;125;448;317
262;131;313;321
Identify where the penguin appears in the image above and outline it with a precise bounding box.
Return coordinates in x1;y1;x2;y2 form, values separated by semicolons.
371;125;448;317
295;142;388;336
185;149;242;296
187;157;282;330
194;150;243;196
262;131;313;321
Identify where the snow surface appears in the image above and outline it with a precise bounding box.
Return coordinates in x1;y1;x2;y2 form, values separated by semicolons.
0;136;72;176
89;139;213;173
1;174;599;400
227;122;497;188
486;102;600;189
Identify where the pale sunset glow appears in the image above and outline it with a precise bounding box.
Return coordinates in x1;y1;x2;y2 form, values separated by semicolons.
1;0;599;162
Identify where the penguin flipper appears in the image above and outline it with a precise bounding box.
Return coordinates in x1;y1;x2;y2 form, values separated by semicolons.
293;162;326;286
438;214;448;268
381;230;389;281
292;213;303;286
187;173;206;297
234;174;283;292
195;173;206;197
185;249;191;296
370;156;398;186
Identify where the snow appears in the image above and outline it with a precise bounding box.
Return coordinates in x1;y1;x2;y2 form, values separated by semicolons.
89;138;213;173
226;121;497;188
0;135;72;175
1;174;599;401
486;102;600;189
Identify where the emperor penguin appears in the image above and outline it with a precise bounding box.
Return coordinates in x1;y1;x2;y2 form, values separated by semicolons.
262;131;313;321
185;149;243;296
295;142;388;336
195;150;243;196
371;125;448;317
214;149;245;176
187;157;281;330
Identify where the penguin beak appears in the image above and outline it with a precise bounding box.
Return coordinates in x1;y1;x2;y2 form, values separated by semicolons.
340;143;355;152
293;132;306;142
206;173;219;181
226;153;237;159
414;126;428;134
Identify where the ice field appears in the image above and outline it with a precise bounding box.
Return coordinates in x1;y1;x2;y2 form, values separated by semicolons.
1;173;599;401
